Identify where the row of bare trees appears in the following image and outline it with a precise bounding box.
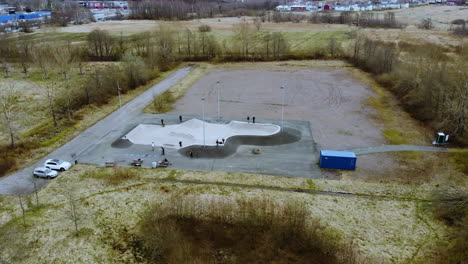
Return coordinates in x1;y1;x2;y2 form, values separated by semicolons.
129;0;279;20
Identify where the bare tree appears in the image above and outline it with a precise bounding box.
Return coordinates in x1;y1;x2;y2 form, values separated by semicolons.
32;178;40;206
155;25;176;69
53;43;74;80
61;185;81;234
87;29;116;60
234;21;256;59
12;186;30;227
37;83;58;127
18;39;34;78
253;18;262;31
32;45;53;79
0;59;12;78
0;82;22;148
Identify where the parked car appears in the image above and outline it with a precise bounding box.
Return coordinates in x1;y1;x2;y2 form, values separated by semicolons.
33;167;58;179
44;159;72;171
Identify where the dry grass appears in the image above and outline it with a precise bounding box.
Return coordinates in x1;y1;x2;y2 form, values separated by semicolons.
0;165;458;263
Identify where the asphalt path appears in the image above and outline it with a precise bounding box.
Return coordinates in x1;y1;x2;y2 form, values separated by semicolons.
0;67;192;195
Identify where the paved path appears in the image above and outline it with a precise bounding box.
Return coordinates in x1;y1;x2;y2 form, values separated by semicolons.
0;67;192;195
343;145;450;155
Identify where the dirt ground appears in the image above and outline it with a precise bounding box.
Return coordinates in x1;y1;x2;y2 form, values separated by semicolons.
172;63;384;150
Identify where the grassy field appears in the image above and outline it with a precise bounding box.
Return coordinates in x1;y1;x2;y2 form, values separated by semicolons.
0;165;455;263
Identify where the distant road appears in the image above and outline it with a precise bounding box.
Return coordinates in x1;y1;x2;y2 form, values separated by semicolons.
0;67;192;195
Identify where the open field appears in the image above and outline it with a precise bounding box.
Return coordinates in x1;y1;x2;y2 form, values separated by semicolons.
31;5;466;49
0;164;456;263
373;5;468;26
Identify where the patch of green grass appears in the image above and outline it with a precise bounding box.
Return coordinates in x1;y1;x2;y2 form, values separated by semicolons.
39;124;78;147
151;90;177;113
306;179;316;190
382;129;409;145
165;170;178;180
448;149;468;175
16;32;88;43
21;119;80;147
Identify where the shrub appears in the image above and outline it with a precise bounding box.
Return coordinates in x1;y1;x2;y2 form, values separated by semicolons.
131;196;367;263
418;18;434;30
152;91;176;113
198;24;211;32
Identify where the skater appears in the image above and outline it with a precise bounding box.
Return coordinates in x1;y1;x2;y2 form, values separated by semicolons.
179;141;182;147
161;119;164;126
161;146;165;155
222;138;225;144
189;150;193;159
247;116;250;123
179;115;182;123
151;142;155;151
216;140;219;147
252;116;255;123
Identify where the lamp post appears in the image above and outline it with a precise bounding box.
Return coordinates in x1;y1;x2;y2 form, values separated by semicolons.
202;97;206;147
280;86;285;128
117;80;122;108
217;81;221;121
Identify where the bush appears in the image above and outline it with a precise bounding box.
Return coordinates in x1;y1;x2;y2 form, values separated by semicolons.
131;196;367;263
0;152;16;176
152;91;176;113
418;18;434;30
198;24;211;32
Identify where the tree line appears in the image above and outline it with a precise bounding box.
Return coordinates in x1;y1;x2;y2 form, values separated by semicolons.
349;33;468;144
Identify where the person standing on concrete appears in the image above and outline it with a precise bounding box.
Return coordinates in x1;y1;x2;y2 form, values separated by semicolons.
161;146;165;155
253;116;256;123
179;141;182;147
179;115;182;123
152;142;155;151
247;116;250;123
161;119;164;126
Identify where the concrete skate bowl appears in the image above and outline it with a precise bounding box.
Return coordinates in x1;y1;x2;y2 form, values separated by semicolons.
111;138;133;148
179;127;301;159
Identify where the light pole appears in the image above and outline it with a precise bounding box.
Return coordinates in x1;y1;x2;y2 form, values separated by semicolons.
202;97;206;147
280;86;285;128
117;80;122;108
217;81;221;121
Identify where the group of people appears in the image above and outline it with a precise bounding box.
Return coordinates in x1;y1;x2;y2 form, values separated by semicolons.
247;116;256;123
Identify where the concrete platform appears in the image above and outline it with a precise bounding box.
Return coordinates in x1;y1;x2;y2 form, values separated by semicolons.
77;114;321;179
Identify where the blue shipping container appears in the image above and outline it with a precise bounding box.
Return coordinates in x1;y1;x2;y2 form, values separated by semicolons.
320;150;357;170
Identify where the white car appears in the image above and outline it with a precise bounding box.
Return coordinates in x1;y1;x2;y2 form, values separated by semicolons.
33;167;58;179
44;159;72;171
